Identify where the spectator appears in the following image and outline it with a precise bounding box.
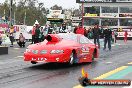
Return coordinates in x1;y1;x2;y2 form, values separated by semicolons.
17;33;25;48
99;27;104;38
113;30;118;43
76;25;85;35
124;30;128;43
103;26;112;51
9;25;15;47
39;27;44;42
43;25;49;39
74;26;78;33
84;27;88;37
87;27;93;39
34;24;40;43
92;23;100;48
31;25;36;44
0;33;2;45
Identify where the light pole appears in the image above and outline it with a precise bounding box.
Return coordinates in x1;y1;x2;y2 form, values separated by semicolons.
81;3;84;28
24;10;26;25
10;0;13;26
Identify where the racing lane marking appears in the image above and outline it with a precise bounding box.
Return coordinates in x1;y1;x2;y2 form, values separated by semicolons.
73;66;128;88
94;66;128;79
106;66;132;79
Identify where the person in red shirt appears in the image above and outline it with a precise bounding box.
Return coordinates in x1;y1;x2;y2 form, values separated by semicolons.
75;26;85;35
124;31;128;43
31;25;36;44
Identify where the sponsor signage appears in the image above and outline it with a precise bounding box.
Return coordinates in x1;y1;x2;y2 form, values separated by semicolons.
117;32;132;37
47;18;63;22
14;25;32;39
50;10;62;18
84;13;98;17
47;10;64;19
119;13;132;17
101;13;118;18
76;0;132;3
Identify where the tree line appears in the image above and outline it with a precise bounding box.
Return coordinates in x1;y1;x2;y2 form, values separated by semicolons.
0;0;81;26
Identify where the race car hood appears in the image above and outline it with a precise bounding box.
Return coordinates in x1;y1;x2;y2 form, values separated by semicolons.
28;35;79;50
28;40;79;50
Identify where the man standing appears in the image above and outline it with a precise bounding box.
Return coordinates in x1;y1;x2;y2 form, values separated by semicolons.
34;24;40;43
31;25;36;44
124;30;128;43
43;25;49;39
9;25;15;47
103;26;112;51
74;26;78;33
92;23;100;48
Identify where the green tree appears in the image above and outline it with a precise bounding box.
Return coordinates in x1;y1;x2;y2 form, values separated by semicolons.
50;5;62;10
0;0;47;26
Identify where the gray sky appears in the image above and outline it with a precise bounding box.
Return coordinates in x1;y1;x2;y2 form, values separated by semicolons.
0;0;79;9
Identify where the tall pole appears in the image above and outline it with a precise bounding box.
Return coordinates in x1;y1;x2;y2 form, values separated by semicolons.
14;11;15;25
82;3;84;28
24;11;26;25
10;0;13;26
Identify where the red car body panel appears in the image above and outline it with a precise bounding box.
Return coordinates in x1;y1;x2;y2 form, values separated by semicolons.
24;33;99;63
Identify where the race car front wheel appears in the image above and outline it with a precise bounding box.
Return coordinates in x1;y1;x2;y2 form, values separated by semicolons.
69;51;77;65
31;61;37;64
69;52;74;65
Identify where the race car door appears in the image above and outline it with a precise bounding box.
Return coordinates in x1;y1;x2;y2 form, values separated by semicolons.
78;36;93;62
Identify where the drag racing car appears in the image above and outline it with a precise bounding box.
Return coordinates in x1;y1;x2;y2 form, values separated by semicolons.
24;33;99;64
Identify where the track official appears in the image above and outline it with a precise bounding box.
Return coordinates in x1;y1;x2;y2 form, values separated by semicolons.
103;26;112;51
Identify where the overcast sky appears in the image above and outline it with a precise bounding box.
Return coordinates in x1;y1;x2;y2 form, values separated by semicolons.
0;0;79;9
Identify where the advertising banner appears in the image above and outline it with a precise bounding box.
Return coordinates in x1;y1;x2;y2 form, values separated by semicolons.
76;0;132;3
84;13;98;17
117;32;132;37
101;13;118;18
119;13;132;18
14;25;32;39
47;10;64;19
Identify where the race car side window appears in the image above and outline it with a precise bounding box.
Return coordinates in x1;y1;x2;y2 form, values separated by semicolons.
79;36;93;44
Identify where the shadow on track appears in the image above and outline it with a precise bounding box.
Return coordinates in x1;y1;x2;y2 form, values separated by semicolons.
28;61;98;70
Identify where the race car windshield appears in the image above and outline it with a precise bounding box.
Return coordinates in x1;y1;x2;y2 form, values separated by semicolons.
58;34;78;42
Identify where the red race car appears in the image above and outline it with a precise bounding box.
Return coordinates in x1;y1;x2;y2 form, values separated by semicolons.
24;33;99;64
